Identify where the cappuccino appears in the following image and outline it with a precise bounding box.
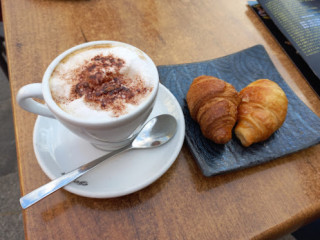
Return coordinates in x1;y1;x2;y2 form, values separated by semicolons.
49;43;156;120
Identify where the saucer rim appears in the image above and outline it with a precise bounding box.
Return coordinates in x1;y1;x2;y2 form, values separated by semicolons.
33;84;185;198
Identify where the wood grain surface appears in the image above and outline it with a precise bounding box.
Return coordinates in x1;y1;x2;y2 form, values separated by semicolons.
3;0;320;239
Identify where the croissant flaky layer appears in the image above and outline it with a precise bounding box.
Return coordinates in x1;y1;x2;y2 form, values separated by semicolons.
186;75;240;144
235;79;288;147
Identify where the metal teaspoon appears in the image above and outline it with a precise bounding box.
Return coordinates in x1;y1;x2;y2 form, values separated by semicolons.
20;114;177;209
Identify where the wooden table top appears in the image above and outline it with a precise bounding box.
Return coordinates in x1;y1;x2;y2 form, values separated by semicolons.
3;0;320;239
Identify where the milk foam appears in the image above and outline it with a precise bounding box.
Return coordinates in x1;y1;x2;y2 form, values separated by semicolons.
49;44;156;120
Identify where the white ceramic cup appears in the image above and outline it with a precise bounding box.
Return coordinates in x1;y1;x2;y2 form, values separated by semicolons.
16;41;159;150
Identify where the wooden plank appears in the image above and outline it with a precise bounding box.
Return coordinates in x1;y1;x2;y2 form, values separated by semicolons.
3;0;320;239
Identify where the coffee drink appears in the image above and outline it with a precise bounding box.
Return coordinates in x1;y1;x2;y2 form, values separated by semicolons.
49;43;157;120
17;41;159;150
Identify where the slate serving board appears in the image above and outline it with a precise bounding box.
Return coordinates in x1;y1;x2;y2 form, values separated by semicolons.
158;45;320;177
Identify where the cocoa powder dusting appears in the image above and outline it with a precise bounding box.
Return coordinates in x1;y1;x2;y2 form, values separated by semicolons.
69;54;152;117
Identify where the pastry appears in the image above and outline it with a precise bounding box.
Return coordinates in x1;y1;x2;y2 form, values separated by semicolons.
235;79;288;147
186;75;240;144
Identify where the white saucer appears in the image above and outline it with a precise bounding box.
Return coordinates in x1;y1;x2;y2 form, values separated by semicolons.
33;84;185;198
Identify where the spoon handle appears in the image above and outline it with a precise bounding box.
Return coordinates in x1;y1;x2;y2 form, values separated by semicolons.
20;145;131;209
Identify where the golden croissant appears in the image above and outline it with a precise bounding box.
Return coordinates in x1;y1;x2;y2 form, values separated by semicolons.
186;75;240;144
235;79;288;147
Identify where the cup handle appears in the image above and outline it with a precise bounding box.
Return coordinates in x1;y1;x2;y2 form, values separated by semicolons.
16;83;56;119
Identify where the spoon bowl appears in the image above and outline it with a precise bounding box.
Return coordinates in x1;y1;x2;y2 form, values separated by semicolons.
132;114;177;148
20;114;177;209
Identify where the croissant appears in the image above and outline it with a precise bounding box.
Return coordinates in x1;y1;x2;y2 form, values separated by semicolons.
235;79;288;147
186;75;240;144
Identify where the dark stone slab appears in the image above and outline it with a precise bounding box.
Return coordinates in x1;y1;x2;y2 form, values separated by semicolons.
158;45;320;176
